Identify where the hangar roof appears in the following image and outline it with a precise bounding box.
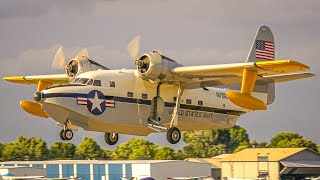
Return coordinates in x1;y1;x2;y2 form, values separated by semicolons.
222;148;306;162
186;154;232;168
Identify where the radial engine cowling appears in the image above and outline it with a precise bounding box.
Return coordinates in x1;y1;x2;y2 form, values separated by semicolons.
65;56;109;78
135;51;181;82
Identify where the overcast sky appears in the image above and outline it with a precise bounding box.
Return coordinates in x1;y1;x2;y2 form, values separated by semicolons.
0;0;319;150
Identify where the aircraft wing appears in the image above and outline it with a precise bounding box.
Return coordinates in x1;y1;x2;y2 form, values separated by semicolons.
3;74;70;85
170;59;313;88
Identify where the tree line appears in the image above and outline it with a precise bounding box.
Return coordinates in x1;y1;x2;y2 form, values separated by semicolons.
0;126;319;161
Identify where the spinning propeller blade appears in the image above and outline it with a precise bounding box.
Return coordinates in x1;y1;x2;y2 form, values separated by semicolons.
75;48;89;59
52;46;67;69
128;35;141;60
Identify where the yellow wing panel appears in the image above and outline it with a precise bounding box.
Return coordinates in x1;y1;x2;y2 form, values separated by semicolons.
171;62;250;77
3;76;29;84
170;59;313;89
171;60;310;78
3;74;70;85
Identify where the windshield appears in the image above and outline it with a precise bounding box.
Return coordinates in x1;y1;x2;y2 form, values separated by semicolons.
72;78;101;86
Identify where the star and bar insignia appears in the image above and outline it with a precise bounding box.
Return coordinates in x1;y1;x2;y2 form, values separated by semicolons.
77;90;115;115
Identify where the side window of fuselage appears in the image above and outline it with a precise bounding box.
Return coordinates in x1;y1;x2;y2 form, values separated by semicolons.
93;80;101;86
142;93;148;99
186;99;192;105
109;81;115;87
127;92;134;97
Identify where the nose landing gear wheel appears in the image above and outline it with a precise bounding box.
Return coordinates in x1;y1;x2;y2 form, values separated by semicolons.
104;132;119;145
60;129;73;141
167;127;181;144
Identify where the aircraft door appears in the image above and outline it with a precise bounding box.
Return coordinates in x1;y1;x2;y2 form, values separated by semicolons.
148;96;165;125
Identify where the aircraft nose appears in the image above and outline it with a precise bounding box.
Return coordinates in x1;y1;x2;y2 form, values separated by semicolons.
34;91;43;102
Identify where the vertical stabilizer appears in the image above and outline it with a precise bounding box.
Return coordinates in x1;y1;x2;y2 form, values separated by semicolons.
246;25;275;62
248;25;275;105
227;25;276;110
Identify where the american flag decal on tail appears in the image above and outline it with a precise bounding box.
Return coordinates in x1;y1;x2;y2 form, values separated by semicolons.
255;40;274;60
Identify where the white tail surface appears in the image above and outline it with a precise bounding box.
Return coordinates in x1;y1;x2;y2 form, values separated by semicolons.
246;25;275;62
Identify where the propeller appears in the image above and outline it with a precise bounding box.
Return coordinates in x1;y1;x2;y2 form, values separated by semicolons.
52;46;67;69
52;46;89;69
128;35;146;124
128;35;141;61
51;46;90;78
75;48;89;59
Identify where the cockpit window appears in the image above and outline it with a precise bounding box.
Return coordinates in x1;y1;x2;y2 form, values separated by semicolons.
72;78;101;86
77;78;89;84
72;78;80;83
86;79;93;85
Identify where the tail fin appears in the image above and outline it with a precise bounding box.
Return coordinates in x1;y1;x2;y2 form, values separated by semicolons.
248;25;275;105
246;25;275;62
227;25;276;110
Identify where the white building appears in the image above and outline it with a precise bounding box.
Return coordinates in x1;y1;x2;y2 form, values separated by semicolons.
0;166;46;179
0;160;211;180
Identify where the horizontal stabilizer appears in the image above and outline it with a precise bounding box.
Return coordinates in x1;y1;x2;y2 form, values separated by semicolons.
255;60;310;73
263;73;315;83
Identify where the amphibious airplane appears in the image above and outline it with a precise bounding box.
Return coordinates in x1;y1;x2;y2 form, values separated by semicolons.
3;25;315;145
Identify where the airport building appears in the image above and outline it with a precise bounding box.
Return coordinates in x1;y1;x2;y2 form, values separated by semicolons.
221;148;320;180
1;148;320;180
0;160;211;180
186;154;233;180
0;166;46;178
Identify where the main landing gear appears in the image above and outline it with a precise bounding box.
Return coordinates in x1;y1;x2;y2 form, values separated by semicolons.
104;132;119;145
166;83;183;144
147;83;184;144
60;129;73;141
167;127;181;144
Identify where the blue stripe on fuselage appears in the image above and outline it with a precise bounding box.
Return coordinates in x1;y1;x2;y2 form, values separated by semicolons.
43;93;151;105
43;93;244;116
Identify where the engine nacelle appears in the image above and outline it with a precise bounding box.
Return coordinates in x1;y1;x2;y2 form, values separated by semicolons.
136;51;182;82
65;56;109;78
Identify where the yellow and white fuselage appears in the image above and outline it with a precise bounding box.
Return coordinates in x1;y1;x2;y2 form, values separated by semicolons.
40;69;260;136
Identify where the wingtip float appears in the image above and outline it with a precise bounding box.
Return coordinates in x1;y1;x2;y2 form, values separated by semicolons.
20;100;49;118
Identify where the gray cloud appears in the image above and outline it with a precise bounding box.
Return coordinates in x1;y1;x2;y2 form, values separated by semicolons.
0;0;97;19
